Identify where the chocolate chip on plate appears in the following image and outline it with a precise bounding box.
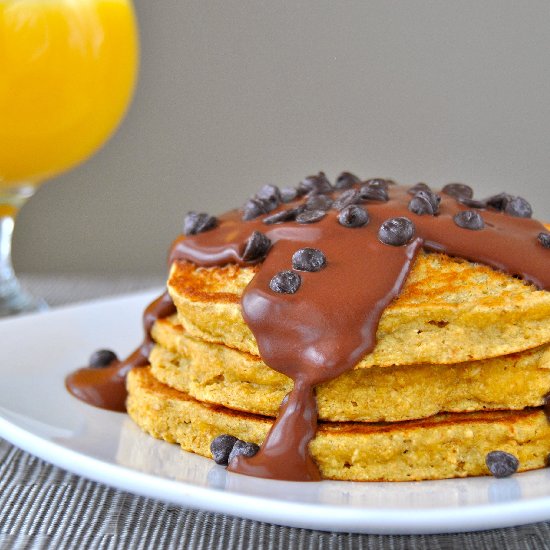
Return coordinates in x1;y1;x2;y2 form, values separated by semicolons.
269;270;301;294
334;172;360;189
242;231;272;262
538;232;550;249
485;192;513;211
292;248;327;272
306;194;333;211
297;172;333;195
333;189;361;211
228;440;260;464
378;217;415;246
338;205;369;228
504;196;532;218
485;451;519;478
442;183;474;199
183;211;218;235
210;434;238;466
295;209;326;224
407;183;431;195
89;349;118;368
408;190;441;216
454;210;485;230
280;187;298;203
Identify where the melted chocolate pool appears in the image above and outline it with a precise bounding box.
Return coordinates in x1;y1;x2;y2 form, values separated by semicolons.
66;180;550;482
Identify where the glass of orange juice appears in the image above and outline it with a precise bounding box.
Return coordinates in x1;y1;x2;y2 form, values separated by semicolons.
0;0;139;316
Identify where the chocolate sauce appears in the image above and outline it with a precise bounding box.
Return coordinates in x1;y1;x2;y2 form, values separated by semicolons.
65;291;175;411
66;182;550;482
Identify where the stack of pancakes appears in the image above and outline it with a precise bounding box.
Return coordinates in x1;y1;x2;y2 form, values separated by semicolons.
127;246;550;481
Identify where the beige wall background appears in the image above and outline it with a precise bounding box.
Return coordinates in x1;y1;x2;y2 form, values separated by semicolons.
14;0;550;275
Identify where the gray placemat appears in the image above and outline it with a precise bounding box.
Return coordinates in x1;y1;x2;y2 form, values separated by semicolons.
0;273;548;550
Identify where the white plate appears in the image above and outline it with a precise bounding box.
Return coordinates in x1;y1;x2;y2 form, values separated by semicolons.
1;291;550;535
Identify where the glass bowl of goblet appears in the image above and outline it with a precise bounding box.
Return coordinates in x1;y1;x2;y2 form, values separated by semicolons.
0;0;139;316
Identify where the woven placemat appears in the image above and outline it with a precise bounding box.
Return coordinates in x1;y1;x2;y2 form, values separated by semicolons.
0;274;547;550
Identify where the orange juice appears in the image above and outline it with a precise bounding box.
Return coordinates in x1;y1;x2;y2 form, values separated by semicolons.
0;0;138;189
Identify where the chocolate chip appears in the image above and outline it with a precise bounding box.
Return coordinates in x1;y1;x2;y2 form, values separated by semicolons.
378;217;415;246
333;189;361;211
409;196;433;216
335;172;360;189
280;187;298;203
422;190;441;209
292;248;327;272
408;183;431;195
242;231;271;262
263;210;292;225
210;434;238;466
295;209;326;224
297;172;333;195
359;185;389;202
454;210;485;230
538;232;550;249
183;211;218;235
485;451;519;478
364;178;389;190
458;197;486;209
338;205;369;228
408;190;441;216
306;195;333;211
242;198;270;221
228;440;260;464
263;206;305;225
89;349;118;368
442;183;474;199
359;180;389;202
504;196;532;218
255;184;281;211
485;192;513;211
269;270;301;293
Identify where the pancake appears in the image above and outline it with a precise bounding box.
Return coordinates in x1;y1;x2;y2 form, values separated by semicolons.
127;367;550;482
149;315;550;422
168;250;550;368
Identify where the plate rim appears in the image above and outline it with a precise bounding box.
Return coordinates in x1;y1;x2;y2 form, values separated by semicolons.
3;410;550;535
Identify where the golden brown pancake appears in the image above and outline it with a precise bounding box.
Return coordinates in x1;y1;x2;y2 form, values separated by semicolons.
150;315;550;422
168;250;550;367
127;367;550;482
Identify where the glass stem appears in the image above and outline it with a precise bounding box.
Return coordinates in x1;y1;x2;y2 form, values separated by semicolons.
0;185;45;315
0;215;18;297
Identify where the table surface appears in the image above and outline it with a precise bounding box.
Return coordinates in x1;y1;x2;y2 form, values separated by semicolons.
1;273;550;550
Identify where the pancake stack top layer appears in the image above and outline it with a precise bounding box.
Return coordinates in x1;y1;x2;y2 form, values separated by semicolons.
66;174;550;482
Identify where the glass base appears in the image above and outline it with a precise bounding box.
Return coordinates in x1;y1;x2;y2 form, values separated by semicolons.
0;279;48;317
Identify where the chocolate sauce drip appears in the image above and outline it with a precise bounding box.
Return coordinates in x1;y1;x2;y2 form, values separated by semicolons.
66;182;550;481
65;291;175;411
230;378;321;481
